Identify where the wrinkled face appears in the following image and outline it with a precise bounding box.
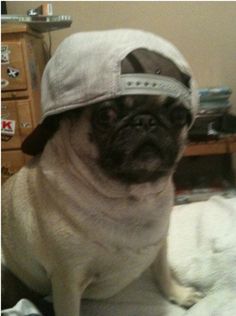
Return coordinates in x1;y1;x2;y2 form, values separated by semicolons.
22;48;192;185
90;95;191;184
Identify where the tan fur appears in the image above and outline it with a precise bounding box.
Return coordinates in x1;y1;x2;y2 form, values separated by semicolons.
2;108;202;315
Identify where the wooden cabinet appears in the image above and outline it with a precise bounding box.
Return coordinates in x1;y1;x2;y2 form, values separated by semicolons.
1;24;46;182
2;100;34;149
2;150;26;183
1;40;28;92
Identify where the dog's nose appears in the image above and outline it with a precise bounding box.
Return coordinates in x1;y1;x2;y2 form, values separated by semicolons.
132;114;157;131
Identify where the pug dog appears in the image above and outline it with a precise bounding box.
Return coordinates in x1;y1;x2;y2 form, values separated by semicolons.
2;48;203;316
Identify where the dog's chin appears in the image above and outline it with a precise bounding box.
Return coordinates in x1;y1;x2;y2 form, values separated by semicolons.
100;145;174;184
103;161;170;184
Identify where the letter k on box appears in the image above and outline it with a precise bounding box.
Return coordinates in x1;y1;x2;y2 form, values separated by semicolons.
1;119;16;135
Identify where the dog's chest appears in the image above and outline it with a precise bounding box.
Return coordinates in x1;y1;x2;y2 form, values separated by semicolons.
36;165;173;298
83;236;163;299
78;195;170;299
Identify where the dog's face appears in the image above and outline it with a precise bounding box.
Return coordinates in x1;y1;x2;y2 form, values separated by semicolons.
87;94;191;184
22;49;192;185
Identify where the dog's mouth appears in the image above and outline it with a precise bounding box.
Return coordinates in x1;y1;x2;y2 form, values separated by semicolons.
99;136;176;184
97;122;179;184
132;141;162;161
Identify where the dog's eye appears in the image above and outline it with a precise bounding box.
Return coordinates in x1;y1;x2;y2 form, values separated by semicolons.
97;106;118;127
169;106;190;127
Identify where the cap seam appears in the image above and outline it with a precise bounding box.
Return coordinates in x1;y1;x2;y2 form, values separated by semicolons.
54;50;65;108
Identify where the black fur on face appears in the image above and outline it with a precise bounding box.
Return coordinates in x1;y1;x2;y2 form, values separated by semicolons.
90;95;191;184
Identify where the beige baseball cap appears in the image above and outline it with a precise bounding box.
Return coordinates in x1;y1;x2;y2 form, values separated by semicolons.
41;28;198;122
22;29;199;155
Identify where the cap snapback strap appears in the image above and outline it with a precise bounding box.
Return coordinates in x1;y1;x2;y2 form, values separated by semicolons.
120;74;191;108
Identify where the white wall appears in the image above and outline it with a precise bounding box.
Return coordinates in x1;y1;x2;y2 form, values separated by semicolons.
7;1;236;112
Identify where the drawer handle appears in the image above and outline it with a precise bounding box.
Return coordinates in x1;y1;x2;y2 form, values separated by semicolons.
1;105;10;119
20;122;31;128
1;113;10;119
1;134;12;142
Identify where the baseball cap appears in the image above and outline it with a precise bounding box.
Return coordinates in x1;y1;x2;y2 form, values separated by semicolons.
22;29;199;155
41;28;198;120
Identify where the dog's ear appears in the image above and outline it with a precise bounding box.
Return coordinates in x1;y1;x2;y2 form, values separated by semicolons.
21;116;60;156
22;108;84;156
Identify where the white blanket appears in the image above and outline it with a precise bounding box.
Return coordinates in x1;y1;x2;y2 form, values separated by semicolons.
3;196;236;316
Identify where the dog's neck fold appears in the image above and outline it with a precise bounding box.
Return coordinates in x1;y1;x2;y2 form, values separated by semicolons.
39;121;173;201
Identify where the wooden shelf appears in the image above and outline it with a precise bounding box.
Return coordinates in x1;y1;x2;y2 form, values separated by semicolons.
1;23;42;37
184;135;236;156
